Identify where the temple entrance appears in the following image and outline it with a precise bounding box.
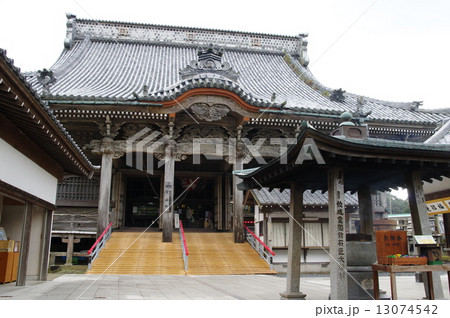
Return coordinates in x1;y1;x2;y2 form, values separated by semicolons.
174;177;214;229
125;177;160;227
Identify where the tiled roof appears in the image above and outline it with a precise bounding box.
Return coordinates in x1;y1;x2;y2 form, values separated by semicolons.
24;15;449;125
425;118;450;145
251;188;359;207
0;49;96;176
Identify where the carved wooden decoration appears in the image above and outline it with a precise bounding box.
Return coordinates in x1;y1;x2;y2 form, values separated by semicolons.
190;103;230;122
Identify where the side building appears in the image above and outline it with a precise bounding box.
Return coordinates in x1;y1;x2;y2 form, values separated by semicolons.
0;49;95;284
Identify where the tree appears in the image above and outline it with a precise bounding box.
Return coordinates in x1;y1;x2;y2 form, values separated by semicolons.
386;192;410;214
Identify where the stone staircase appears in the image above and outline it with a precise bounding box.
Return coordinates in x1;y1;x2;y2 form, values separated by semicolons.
86;231;276;275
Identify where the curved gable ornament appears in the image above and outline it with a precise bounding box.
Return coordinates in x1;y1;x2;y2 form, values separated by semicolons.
179;44;239;81
190;103;230;122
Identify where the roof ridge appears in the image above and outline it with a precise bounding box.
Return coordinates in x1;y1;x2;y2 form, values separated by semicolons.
424;118;450;144
65;14;307;54
74;16;303;40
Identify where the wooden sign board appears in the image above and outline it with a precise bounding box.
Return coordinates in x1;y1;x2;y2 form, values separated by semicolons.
426;196;450;215
413;235;436;245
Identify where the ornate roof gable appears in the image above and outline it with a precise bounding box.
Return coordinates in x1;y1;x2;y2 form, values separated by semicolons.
179;44;239;81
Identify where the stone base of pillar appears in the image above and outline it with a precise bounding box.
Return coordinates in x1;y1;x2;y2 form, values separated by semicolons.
279;292;307;299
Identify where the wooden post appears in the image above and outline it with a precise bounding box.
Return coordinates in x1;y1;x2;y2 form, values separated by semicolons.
358;185;374;237
233;142;245;243
406;170;433;236
97;151;113;238
39;210;53;281
215;175;223;230
267;214;273;250
405;170;444;299
162;141;175;242
17;202;32;286
444;213;450;251
0;195;3;222
328;167;348;300
280;181;306;299
64;234;74;266
111;171;122;228
159;175;164;230
225;175;232;231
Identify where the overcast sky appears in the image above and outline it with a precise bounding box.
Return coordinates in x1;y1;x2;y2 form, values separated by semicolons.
1;0;450;111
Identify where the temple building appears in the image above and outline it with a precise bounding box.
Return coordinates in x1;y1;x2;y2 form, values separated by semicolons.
22;14;449;265
0;49;95;285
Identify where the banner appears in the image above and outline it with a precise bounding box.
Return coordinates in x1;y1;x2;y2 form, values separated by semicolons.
426;196;450;215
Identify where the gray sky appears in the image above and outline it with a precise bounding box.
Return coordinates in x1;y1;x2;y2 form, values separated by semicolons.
1;0;450;110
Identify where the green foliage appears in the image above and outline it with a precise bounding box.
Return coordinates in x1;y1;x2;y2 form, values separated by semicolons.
442;255;450;263
386;192;410;214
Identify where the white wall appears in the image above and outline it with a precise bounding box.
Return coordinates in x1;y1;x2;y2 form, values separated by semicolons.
0;138;58;205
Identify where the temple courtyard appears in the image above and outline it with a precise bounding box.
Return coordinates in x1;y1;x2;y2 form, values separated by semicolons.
0;273;448;300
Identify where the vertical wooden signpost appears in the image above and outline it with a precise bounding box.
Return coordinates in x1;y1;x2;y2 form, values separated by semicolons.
328;167;348;300
162;141;175;242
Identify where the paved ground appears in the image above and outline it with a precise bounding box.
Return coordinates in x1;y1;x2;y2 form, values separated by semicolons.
0;273;448;300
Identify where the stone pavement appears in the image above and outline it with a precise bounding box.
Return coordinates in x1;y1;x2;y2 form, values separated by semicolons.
0;273;448;300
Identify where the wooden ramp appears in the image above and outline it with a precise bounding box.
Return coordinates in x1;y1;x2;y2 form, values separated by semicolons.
186;233;276;275
86;232;185;275
87;232;276;275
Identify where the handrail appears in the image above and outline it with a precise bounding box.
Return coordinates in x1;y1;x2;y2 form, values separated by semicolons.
244;224;275;270
179;220;189;256
179;220;189;272
87;222;113;269
244;225;275;256
87;222;113;255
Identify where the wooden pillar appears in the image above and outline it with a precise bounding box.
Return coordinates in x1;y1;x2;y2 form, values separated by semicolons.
405;170;444;299
215;175;223;230
17;202;32;286
444;213;450;251
233;143;245;243
111;171;123;228
358;186;374;237
64;234;74;266
225;175;232;231
0;195;3;222
267;214;273;250
162;141;175;242
97;151;113;238
328;167;348;300
280;181;306;299
159;175;164;230
39;210;53;281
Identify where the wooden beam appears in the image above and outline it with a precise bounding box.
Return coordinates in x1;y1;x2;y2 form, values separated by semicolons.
0;180;55;211
0;113;64;180
16;202;32;286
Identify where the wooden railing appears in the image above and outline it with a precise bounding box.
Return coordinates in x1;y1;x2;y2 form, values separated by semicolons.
179;220;189;272
87;222;113;269
244;224;275;270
